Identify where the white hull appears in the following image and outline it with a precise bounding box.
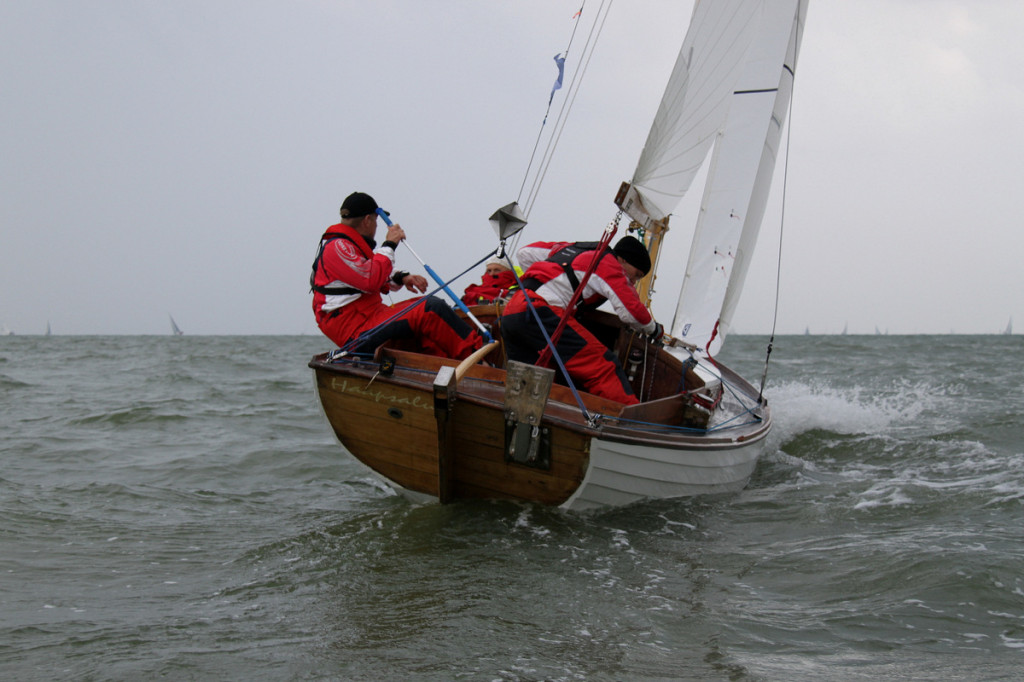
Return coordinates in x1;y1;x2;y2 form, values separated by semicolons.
355;435;767;512
563;435;767;511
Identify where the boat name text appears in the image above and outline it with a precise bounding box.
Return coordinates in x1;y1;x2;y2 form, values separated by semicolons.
331;378;431;411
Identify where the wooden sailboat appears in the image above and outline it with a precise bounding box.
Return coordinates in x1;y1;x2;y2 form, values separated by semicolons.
310;1;808;510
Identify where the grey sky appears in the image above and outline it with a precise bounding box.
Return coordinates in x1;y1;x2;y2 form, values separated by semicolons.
1;1;1021;336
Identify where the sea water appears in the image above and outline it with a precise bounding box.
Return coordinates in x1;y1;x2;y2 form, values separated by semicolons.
1;334;1022;680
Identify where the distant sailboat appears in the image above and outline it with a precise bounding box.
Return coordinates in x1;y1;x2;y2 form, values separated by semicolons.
0;323;13;336
45;321;51;336
841;323;848;336
804;326;810;335
169;315;184;336
1004;317;1013;335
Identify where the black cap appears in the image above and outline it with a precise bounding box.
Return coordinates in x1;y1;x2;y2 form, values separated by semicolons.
340;192;388;219
612;236;651;275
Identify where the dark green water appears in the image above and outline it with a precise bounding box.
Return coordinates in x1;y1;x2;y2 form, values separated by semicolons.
2;334;1022;680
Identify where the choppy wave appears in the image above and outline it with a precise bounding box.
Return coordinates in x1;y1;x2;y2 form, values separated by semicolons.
749;369;1024;519
0;373;31;390
1;334;1023;679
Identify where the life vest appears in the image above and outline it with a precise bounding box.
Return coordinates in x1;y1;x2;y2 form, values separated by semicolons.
523;241;606;312
309;228;368;296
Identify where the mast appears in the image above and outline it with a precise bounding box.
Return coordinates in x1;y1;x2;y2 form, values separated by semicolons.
635;217;669;308
614;182;670;307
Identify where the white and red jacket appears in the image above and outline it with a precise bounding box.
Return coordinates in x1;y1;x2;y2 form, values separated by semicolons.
515;241;657;335
310;223;405;326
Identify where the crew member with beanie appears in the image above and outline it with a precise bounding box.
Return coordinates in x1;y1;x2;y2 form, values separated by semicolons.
499;236;663;405
311;192;482;359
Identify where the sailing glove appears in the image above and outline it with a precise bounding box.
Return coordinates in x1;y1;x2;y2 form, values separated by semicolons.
647;322;664;344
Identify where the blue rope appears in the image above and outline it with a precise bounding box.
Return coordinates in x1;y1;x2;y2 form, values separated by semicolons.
605;368;766;436
336;251;496;356
505;264;593;423
608;413;764;435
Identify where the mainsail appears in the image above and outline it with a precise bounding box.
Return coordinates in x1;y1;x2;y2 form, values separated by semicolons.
623;0;807;356
676;0;806;355
619;0;760;228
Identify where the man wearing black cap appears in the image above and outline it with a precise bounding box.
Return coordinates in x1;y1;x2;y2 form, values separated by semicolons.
310;192;482;359
500;236;663;405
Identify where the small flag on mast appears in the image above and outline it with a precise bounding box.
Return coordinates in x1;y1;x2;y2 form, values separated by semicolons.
549;53;565;105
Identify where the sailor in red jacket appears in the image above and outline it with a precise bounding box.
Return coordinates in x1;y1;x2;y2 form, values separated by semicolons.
311;192;481;360
500;236;663;405
461;256;519;306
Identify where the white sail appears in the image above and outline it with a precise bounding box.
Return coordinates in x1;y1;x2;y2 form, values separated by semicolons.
673;0;807;355
620;0;761;228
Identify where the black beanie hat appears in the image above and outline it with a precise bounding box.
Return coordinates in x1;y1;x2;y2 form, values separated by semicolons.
612;236;651;275
340;192;388;219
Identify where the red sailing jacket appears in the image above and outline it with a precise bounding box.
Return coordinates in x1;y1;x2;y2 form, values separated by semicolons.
310;223;401;326
515;240;656;334
461;270;519;306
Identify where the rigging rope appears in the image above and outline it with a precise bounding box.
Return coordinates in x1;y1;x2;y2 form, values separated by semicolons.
516;2;585;206
522;0;614;220
506;264;594;423
514;0;615;246
759;0;804;403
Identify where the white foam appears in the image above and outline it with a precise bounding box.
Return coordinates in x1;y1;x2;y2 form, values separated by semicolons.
754;379;1024;508
766;379;936;443
853;482;913;509
999;634;1024;649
